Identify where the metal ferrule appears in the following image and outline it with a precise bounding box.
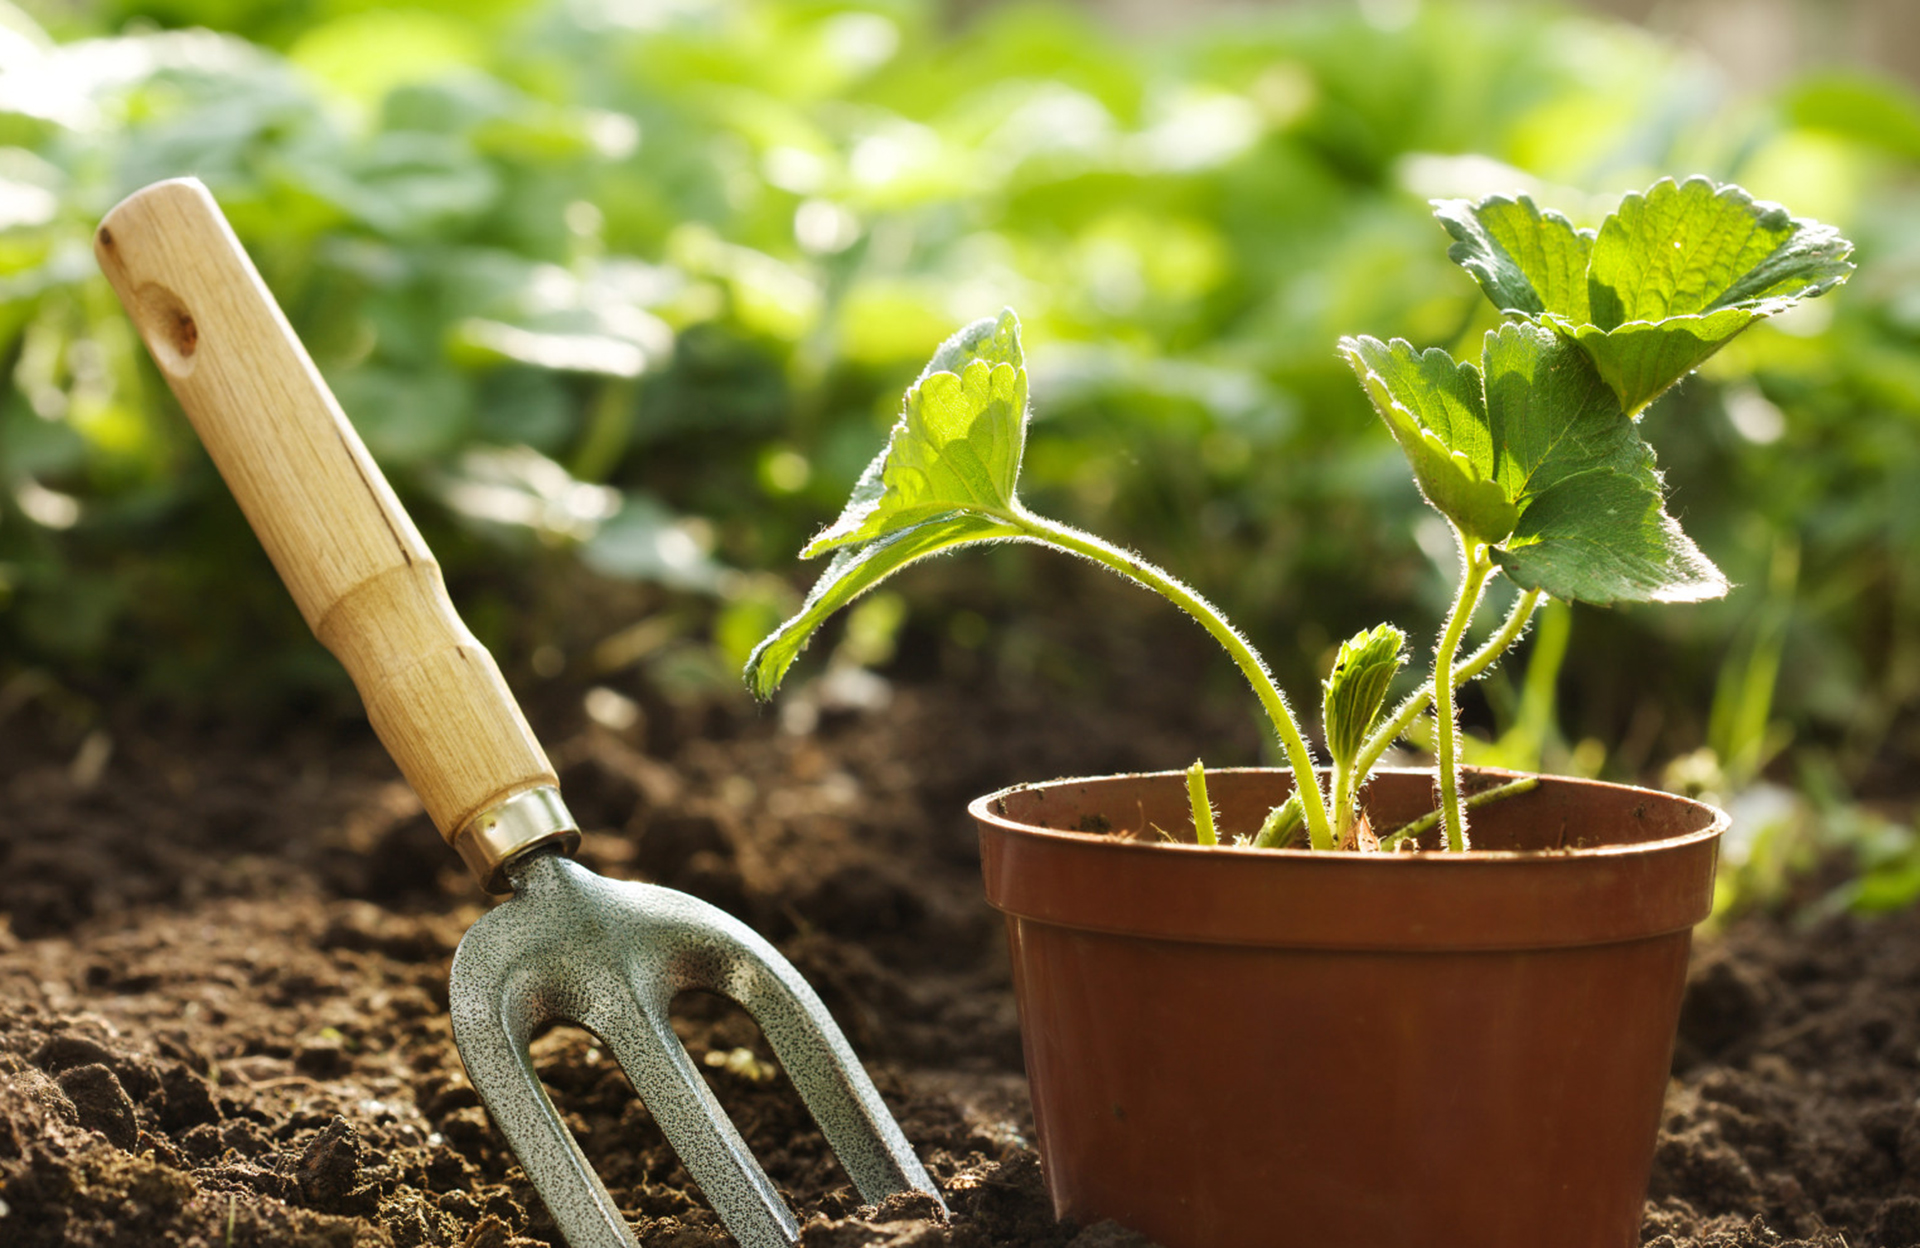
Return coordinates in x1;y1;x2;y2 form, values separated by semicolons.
455;786;580;895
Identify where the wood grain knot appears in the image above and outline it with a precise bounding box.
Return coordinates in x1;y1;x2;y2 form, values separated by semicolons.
135;282;199;377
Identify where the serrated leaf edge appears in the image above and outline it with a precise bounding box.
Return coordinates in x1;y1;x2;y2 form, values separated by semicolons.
801;327;1030;560
1338;335;1519;545
1452;176;1853;335
1432;192;1596;318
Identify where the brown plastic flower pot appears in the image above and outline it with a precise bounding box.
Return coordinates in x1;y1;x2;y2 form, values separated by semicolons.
970;767;1726;1248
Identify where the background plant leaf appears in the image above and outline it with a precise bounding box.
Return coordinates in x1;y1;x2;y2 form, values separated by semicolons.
0;0;1893;801
1434;193;1593;320
1339;335;1517;546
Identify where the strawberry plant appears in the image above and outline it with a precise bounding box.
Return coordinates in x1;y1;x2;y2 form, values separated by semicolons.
749;177;1852;851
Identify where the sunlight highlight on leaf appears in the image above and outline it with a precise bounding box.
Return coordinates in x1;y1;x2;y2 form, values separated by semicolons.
806;309;1029;557
749;310;1035;698
1441;177;1853;414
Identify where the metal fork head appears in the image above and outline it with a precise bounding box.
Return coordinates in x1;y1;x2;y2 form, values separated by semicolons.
447;852;944;1248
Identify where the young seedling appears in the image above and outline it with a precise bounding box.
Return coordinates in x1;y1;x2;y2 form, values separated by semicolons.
748;177;1851;851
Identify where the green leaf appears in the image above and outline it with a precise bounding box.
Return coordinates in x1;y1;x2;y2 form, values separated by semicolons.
744;512;1022;698
1322;623;1408;766
1250;793;1304;850
1481;321;1649;504
921;306;1024;378
1587;177;1849;325
1493;467;1728;605
1338;335;1517;546
1482;323;1726;604
1434;193;1593;321
1347;322;1728;606
1546;308;1757;426
749;310;1034;699
1437;179;1853;416
1577;177;1853;411
805;309;1028;556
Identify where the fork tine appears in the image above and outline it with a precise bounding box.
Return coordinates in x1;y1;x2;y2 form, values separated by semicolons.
553;862;945;1219
588;983;801;1248
712;924;947;1209
449;944;642;1248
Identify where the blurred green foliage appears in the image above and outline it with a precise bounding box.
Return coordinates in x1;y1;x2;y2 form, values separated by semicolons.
3;0;1919;879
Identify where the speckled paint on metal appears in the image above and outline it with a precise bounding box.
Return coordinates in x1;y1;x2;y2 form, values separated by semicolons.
449;851;945;1248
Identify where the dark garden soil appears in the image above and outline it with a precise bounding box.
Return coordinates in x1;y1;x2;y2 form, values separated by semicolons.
1;659;1917;1248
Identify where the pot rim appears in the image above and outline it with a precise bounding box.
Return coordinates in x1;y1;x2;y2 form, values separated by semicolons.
969;765;1727;862
971;767;1729;949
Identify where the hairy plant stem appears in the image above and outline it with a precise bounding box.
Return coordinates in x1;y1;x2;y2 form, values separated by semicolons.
1331;754;1359;845
1353;587;1543;781
1010;508;1336;850
1435;540;1497;851
1186;760;1217;846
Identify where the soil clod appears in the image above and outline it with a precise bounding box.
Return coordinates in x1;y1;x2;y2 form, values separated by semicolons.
54;1064;137;1150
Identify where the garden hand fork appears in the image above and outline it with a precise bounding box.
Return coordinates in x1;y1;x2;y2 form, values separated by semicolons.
95;178;944;1248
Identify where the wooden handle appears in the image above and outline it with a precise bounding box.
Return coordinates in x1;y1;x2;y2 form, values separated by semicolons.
95;178;556;844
